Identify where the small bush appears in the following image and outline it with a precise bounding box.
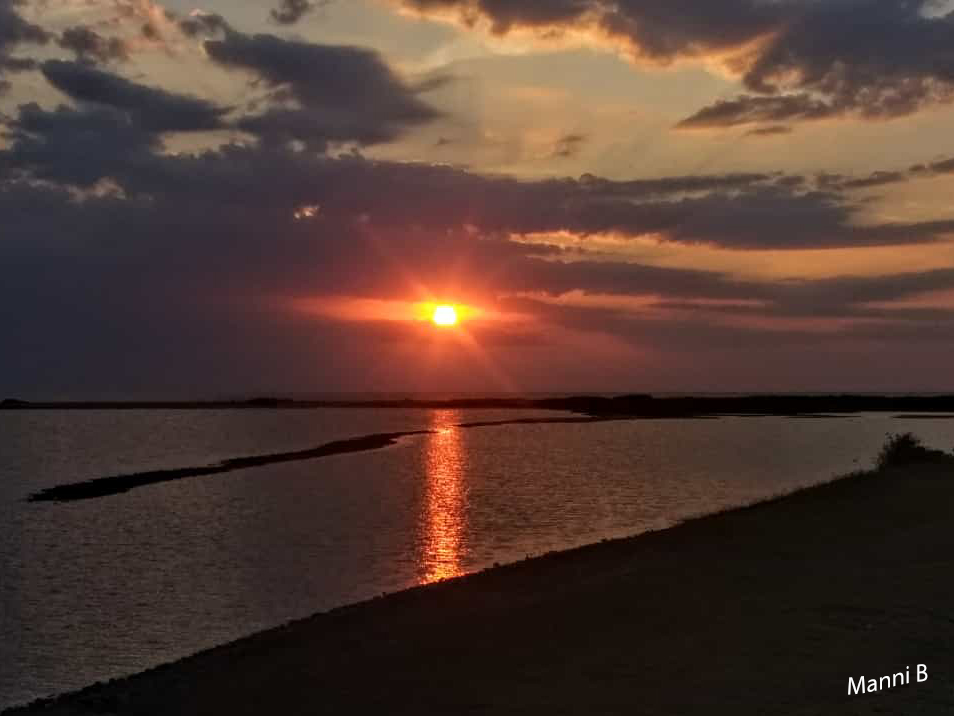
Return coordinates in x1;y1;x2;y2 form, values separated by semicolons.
876;432;931;470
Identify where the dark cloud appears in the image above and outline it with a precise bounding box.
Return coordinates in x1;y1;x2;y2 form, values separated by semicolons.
808;155;954;192
0;54;36;72
1;62;230;186
0;0;48;51
399;0;780;61
679;0;954;127
0;0;49;91
677;94;834;129
179;12;232;38
738;2;954;119
40;60;228;132
1;102;160;185
203;31;441;149
3;139;954;394
929;157;954;174
838;171;907;190
270;0;328;25
58;26;130;64
395;0;954;128
5;99;950;252
575;171;775;197
1;7;952;393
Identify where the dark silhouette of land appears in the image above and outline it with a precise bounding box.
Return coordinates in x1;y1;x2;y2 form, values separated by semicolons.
5;394;954;416
27;431;429;503
8;439;954;715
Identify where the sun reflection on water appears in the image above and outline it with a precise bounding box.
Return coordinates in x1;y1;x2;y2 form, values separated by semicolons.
419;410;467;583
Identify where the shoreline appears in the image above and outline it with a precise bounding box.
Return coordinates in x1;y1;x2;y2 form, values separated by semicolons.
5;393;954;417
8;451;954;714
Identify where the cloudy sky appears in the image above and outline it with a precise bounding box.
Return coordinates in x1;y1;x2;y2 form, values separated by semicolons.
3;0;954;397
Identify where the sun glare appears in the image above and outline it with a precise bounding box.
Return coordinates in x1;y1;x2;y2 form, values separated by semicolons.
432;304;459;326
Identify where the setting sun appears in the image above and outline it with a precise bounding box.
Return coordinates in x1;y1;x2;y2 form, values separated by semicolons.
432;305;459;326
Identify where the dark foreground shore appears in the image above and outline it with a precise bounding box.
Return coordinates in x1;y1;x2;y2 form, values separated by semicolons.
10;454;954;715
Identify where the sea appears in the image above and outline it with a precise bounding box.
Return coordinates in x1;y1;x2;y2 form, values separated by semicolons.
2;407;954;709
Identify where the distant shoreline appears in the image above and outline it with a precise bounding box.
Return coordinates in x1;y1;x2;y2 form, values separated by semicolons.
5;394;954;417
9;446;954;714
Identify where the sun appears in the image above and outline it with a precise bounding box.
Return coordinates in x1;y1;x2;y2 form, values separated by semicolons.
432;304;458;326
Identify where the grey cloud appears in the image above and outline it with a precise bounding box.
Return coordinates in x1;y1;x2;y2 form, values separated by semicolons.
41;60;228;132
0;54;36;71
203;31;441;149
0;0;48;51
810;156;954;192
838;171;907;190
676;94;835;129
6;106;950;251
4;143;954;394
929;157;954;174
0;0;49;91
739;2;954;114
744;125;792;138
58;26;129;64
179;12;232;38
2;103;161;185
270;0;328;25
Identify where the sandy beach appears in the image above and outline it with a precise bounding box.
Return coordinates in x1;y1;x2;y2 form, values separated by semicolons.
9;451;954;715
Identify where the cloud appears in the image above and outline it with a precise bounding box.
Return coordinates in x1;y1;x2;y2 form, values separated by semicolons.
270;0;329;25
3;139;954;393
0;0;951;392
677;94;834;129
5;98;952;252
2;62;229;186
58;26;130;65
2;102;160;185
40;60;228;132
203;30;442;149
396;0;780;62
744;125;792;138
808;154;954;192
0;0;48;51
393;0;954;128
837;171;908;190
179;11;232;38
0;0;50;92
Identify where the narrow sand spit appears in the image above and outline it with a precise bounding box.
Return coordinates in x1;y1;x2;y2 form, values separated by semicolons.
9;458;954;715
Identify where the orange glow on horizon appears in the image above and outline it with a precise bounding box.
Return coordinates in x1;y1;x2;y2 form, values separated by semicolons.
291;297;496;325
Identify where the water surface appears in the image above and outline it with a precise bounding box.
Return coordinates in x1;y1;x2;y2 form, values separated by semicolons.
2;409;953;709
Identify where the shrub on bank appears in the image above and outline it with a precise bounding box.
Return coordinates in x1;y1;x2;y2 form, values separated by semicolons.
876;432;943;470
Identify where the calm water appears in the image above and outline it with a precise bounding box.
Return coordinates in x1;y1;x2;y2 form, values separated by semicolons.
2;409;954;709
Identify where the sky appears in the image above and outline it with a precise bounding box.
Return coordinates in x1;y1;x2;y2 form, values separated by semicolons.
3;0;954;397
